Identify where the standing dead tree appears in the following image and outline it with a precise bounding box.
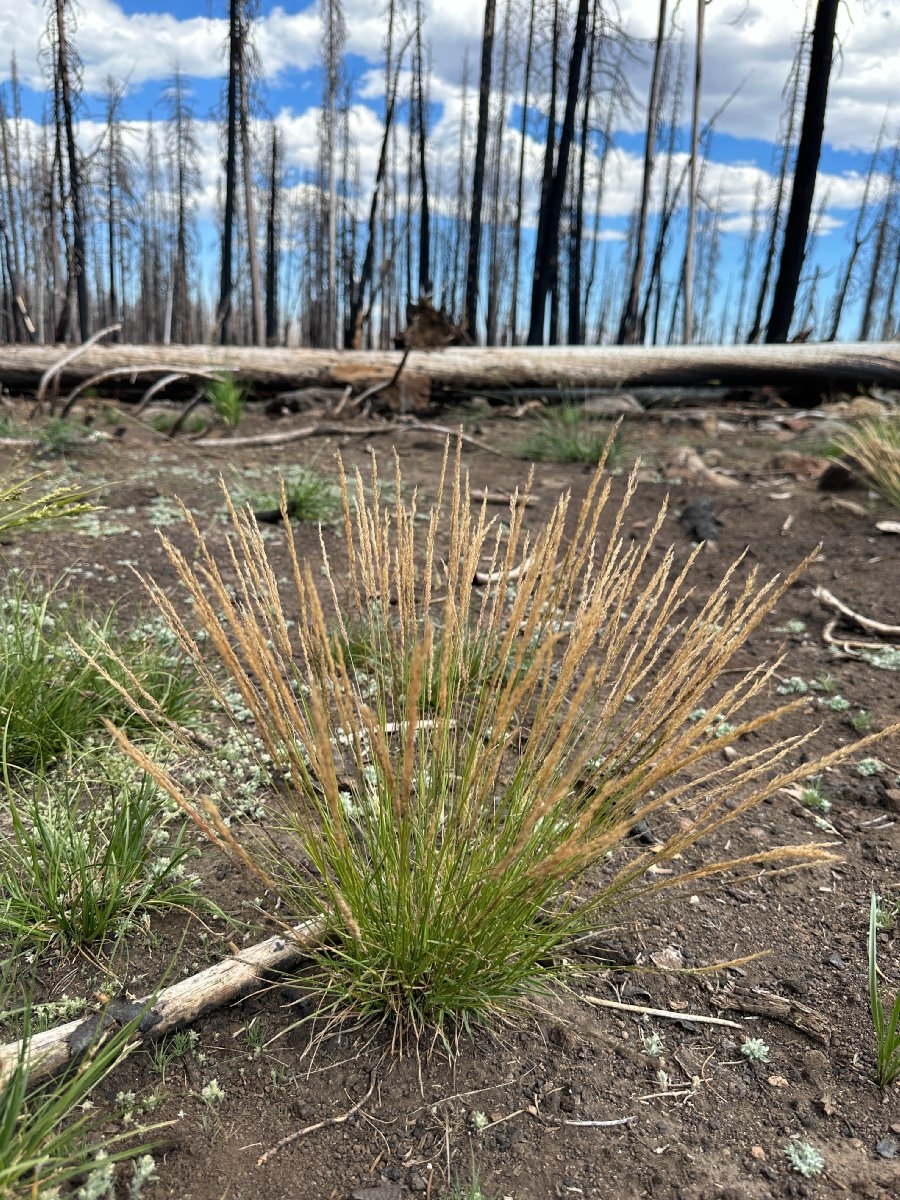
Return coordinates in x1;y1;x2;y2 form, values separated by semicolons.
765;0;840;344
464;0;497;340
617;0;668;345
527;0;591;345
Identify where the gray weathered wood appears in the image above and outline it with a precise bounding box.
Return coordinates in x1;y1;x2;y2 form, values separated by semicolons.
0;917;324;1089
2;342;900;400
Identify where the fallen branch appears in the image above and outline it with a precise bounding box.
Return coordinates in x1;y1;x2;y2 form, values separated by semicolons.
349;345;411;412
257;1068;377;1165
813;586;900;638
32;324;122;413
59;366;226;419
392;421;510;457
0;917;325;1091
580;996;742;1029
563;1116;635;1128
713;987;831;1045
191;420;381;449
821;620;890;655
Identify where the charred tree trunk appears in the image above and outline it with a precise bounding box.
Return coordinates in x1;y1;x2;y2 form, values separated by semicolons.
265;123;280;346
765;0;839;344
617;0;668;345
217;0;242;344
464;0;497;340
52;0;89;342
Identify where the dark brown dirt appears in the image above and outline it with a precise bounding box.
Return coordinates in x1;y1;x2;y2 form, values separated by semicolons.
2;395;899;1200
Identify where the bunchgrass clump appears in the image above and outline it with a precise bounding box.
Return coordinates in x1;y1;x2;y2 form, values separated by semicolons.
868;891;900;1087
104;443;899;1045
0;576;198;772
518;403;620;464
835;412;900;508
237;466;343;524
0;758;206;951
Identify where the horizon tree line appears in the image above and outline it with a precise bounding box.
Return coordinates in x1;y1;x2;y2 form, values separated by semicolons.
0;0;897;349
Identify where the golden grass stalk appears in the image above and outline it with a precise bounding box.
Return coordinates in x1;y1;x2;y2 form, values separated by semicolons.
103;441;899;1038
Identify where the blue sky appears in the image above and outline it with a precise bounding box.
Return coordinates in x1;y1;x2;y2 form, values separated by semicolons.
1;0;898;337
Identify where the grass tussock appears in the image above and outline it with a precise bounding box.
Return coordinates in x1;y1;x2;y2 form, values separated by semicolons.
0;758;206;952
836;412;900;508
105;441;898;1042
0;577;198;772
518;403;620;464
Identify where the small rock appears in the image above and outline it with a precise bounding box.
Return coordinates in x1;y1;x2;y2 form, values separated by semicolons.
351;1187;406;1200
875;1137;899;1160
825;953;845;969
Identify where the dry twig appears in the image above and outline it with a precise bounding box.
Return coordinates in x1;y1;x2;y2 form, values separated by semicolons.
32;323;121;413
257;1069;377;1165
580;996;742;1029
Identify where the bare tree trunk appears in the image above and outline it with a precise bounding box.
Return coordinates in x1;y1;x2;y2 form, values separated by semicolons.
509;0;535;344
734;178;763;342
683;0;706;344
617;0;668;345
528;0;591;346
51;0;89;342
583;39;624;342
568;0;600;346
414;0;430;297
526;0;560;344
641;37;682;343
239;57;264;345
449;51;470;318
265;122;280;346
485;0;511;345
746;28;806;344
217;0;241;344
858;138;899;341
765;0;839;344
346;41;407;349
464;0;497;340
826;130;882;342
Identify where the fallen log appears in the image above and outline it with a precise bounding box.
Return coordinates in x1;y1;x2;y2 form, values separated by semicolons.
0;916;324;1090
2;342;900;403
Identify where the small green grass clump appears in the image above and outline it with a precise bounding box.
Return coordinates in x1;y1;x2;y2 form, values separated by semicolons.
518;404;620;464
869;891;900;1087
149;410;210;436
105;443;900;1047
236;466;343;525
0;760;206;951
0;577;198;772
0;986;162;1196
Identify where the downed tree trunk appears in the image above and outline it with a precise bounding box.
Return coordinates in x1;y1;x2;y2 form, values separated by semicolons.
0;917;324;1090
2;343;900;403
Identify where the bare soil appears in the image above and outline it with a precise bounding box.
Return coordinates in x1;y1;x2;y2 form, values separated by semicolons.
2;394;899;1200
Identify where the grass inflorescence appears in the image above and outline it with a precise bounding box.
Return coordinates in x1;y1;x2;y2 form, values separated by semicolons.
835;412;900;509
